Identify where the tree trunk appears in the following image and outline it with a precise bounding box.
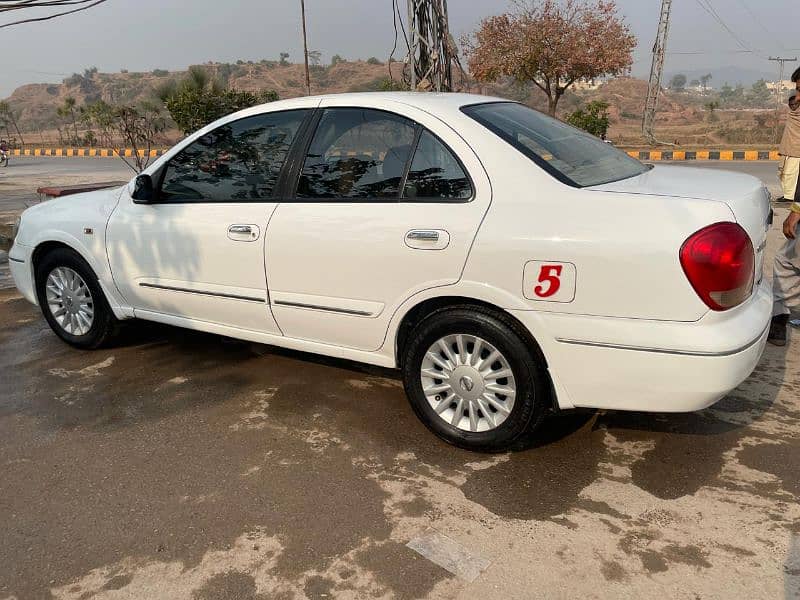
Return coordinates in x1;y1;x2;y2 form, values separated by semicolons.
10;116;24;148
547;95;558;117
70;109;79;144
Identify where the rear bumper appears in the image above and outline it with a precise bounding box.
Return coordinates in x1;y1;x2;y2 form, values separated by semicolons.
512;278;772;412
8;242;36;305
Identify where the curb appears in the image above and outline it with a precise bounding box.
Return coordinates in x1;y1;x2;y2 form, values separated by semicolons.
625;150;780;161
4;147;784;161
6;148;169;158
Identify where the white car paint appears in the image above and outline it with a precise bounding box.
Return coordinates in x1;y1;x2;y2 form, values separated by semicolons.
9;92;772;414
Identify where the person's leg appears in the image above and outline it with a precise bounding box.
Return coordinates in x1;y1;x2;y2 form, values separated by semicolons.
780;156;800;200
769;160;800;345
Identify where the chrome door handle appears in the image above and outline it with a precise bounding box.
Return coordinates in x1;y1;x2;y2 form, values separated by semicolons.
406;230;439;242
227;224;260;242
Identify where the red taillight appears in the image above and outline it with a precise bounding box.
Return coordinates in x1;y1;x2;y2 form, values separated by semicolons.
680;222;755;311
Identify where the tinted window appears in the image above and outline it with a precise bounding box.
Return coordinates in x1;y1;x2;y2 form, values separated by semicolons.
160;110;307;202
462;102;648;188
403;131;472;200
297;108;416;199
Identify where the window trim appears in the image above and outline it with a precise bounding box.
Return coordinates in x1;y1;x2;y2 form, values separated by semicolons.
151;108;315;205
284;106;475;204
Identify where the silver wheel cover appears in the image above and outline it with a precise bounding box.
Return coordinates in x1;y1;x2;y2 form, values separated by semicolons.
420;334;517;433
45;267;95;336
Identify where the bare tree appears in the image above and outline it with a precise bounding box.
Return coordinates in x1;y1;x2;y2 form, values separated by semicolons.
0;101;25;147
111;102;165;173
0;0;109;29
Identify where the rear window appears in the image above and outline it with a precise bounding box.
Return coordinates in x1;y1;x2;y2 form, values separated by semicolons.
462;102;648;188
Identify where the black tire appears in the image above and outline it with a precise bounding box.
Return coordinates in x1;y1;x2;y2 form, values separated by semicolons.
401;305;549;452
35;247;120;349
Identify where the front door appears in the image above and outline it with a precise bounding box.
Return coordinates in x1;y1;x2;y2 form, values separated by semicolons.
107;109;310;334
265;101;491;351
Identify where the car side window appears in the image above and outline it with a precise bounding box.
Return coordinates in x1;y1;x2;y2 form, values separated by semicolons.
296;108;416;199
402;130;472;200
159;110;308;202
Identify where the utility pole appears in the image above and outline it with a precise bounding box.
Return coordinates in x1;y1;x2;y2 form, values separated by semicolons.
300;0;311;96
642;0;672;144
405;0;461;91
769;56;797;143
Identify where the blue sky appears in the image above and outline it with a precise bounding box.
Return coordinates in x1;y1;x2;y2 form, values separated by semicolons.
0;0;798;96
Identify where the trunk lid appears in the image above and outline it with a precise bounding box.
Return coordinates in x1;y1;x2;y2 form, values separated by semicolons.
593;164;772;285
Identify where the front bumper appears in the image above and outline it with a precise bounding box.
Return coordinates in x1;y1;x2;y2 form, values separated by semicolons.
8;242;36;305
512;278;772;412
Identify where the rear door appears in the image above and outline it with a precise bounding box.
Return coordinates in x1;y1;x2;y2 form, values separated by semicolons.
265;98;491;351
107;109;310;333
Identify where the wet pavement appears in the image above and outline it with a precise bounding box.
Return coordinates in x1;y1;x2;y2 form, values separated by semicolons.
0;166;799;599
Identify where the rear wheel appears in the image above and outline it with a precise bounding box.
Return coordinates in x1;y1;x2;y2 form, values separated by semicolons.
401;306;549;452
35;247;120;349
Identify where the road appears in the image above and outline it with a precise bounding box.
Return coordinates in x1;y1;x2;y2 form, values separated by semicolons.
0;159;798;599
0;157;133;220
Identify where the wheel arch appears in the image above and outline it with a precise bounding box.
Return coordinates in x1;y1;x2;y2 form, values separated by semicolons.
31;240;80;272
30;238;132;320
393;295;550;372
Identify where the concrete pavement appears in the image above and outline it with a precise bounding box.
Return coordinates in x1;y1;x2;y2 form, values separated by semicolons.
0;159;798;599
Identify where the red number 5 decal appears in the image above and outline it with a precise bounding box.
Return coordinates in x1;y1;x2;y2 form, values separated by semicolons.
534;264;563;298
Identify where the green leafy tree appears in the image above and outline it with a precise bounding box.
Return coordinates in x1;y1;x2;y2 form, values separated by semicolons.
159;66;278;134
669;74;687;91
378;77;406;91
565;100;610;138
700;73;713;92
307;50;322;67
57;96;79;144
279;52;290;66
719;82;745;105
331;54;345;66
750;79;771;106
366;57;382;65
80;100;116;146
705;100;720;122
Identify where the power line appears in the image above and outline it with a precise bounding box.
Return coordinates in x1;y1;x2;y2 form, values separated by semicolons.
0;0;107;28
733;0;786;51
667;50;753;56
768;56;797;143
693;0;760;56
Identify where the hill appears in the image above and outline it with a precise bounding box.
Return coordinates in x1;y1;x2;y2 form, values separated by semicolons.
2;60;405;138
0;62;783;149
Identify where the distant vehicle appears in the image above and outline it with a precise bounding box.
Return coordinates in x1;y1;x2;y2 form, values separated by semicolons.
9;92;772;451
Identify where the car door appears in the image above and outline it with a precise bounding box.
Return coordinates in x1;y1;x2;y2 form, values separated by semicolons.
107;108;310;333
265;99;491;351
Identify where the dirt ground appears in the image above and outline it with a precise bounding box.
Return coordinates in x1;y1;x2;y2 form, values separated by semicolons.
0;163;798;599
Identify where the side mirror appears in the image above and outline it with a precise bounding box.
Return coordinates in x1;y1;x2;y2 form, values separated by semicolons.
132;174;155;203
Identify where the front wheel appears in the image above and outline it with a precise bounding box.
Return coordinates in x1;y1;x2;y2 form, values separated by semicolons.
35;247;120;349
401;306;549;452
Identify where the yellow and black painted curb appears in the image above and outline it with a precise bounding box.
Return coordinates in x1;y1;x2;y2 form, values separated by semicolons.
625;150;780;161
6;148;169;158
2;147;784;161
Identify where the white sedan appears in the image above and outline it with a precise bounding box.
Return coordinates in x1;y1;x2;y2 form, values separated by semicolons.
9;92;772;451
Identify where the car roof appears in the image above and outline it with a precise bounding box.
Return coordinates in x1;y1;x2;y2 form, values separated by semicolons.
251;91;510;113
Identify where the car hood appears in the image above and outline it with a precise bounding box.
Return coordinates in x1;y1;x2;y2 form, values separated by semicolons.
23;185;125;217
16;186;125;246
